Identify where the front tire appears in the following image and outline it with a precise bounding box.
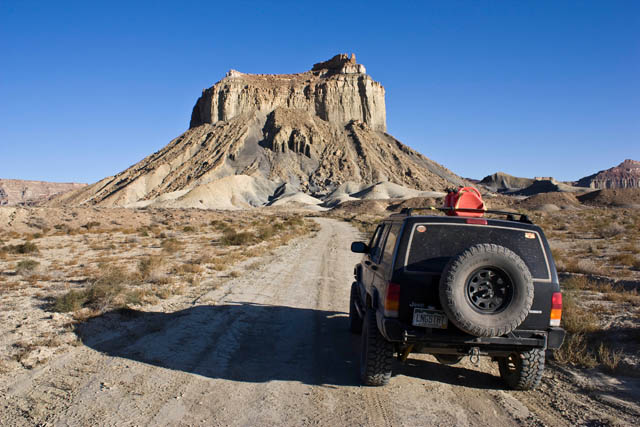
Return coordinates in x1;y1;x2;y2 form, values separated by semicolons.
349;282;363;334
498;349;545;390
360;309;394;386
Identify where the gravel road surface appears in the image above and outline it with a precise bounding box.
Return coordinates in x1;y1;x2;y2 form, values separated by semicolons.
1;218;637;426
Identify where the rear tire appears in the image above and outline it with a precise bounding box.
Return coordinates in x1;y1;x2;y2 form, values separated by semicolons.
498;349;545;390
349;282;363;334
360;309;393;386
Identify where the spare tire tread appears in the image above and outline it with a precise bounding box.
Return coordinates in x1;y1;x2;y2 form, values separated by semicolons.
440;244;534;337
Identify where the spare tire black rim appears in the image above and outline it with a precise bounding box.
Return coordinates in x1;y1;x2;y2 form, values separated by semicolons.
465;267;514;313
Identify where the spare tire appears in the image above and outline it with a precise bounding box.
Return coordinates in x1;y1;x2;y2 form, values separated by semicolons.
439;244;533;337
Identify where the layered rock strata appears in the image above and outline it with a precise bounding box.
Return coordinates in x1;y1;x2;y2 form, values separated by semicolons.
52;54;464;208
0;179;86;206
577;159;640;189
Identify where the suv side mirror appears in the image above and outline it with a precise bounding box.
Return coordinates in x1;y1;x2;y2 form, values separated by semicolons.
351;242;369;253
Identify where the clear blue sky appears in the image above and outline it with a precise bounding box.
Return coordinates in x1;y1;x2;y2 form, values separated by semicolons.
1;0;638;183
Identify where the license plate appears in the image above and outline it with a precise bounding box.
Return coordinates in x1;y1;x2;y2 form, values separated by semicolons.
412;309;448;329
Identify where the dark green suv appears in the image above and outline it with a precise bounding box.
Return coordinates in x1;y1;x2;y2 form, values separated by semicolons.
349;209;565;390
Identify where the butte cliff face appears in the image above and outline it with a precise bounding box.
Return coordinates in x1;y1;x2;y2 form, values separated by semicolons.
577;159;640;189
53;54;464;208
191;54;386;132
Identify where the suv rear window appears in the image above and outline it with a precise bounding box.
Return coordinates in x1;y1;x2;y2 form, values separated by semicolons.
404;223;550;281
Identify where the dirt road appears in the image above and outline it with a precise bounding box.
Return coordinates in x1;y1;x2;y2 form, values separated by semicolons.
1;218;637;426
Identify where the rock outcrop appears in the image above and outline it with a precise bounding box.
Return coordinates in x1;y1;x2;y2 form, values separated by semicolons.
190;53;386;132
0;179;86;206
51;54;464;209
478;172;534;193
577;159;640;189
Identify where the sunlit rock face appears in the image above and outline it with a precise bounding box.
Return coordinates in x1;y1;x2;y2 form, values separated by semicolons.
50;54;464;208
577;159;640;189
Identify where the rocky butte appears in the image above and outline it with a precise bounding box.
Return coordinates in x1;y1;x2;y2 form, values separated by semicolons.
52;54;464;209
577;159;640;189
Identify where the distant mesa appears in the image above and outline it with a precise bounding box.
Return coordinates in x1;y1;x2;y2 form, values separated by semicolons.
577;159;640;189
48;54;464;210
478;172;534;193
0;179;86;206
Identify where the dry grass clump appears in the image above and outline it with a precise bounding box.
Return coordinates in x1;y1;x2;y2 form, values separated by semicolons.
609;253;636;267
15;259;39;275
2;241;39;255
597;343;623;373
161;237;183;253
173;262;203;275
137;255;165;282
52;265;136;313
560;258;610;276
82;221;101;230
597;223;625;239
561;275;639;303
554;276;636;373
220;229;254;246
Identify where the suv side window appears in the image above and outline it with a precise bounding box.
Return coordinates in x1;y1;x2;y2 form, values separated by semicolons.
369;224;384;249
380;224;401;271
370;224;388;263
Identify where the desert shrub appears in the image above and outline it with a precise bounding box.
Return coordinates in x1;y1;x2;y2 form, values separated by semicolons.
603;289;640;304
597;343;623;373
161;238;183;253
610;253;636;266
84;281;124;310
3;242;39;254
562;258;609;276
220;230;254;246
173;263;203;275
554;333;597;368
82;221;101;230
562;293;600;334
138;255;164;281
52;290;87;312
16;259;39;275
284;216;304;227
182;225;196;233
257;225;276;241
598;223;625;238
52;266;133;313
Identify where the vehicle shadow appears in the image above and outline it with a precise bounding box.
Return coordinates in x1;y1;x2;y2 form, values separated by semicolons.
394;358;504;390
76;303;362;386
77;303;505;389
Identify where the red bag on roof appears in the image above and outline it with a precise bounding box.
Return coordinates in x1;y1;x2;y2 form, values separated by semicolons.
444;187;485;217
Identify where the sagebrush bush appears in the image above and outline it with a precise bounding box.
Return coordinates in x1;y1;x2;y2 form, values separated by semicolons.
220;230;254;246
598;223;625;238
2;242;39;254
138;255;164;281
16;259;39;275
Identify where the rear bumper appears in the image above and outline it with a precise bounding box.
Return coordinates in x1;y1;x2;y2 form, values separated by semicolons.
378;315;565;351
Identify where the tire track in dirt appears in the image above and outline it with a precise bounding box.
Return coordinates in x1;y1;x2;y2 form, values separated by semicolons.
4;217;634;426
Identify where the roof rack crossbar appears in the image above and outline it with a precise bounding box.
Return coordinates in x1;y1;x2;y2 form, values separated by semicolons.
399;207;532;224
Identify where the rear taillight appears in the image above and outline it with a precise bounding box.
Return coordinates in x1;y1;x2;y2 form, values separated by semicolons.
384;282;400;318
550;292;562;327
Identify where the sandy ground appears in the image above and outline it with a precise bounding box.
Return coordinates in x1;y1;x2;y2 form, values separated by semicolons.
1;218;638;426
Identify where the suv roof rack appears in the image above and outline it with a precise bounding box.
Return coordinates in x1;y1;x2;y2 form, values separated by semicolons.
398;207;532;224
